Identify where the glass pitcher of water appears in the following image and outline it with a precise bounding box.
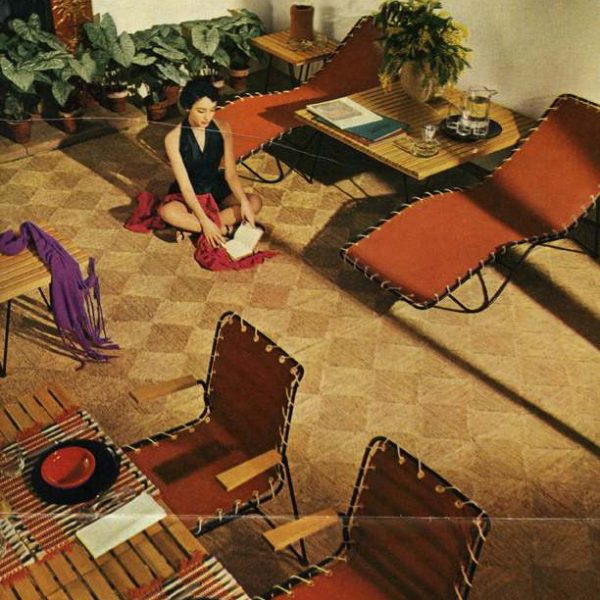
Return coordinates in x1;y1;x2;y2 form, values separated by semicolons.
467;87;498;137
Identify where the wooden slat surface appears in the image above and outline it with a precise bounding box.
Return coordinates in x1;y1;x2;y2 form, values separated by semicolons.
251;30;338;66
0;386;233;600
0;225;88;304
295;82;536;180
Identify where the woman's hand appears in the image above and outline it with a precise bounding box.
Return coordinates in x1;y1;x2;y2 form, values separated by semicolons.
202;219;226;248
240;199;256;227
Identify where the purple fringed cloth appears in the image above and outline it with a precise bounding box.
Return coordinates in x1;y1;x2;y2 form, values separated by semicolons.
0;222;118;364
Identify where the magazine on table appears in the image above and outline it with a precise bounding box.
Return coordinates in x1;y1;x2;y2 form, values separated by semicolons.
223;222;264;260
307;97;409;142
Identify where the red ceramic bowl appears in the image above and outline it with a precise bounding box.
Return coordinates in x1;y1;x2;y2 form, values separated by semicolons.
41;446;96;489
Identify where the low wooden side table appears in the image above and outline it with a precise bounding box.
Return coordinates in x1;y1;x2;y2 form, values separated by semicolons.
0;225;88;377
251;30;338;91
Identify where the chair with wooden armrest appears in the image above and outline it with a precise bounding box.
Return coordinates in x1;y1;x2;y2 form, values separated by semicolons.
341;94;600;312
258;436;490;600
124;311;306;558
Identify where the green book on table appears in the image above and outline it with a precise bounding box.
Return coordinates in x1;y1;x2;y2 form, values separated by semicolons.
344;115;410;142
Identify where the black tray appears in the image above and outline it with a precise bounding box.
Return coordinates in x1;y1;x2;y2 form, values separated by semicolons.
30;439;121;505
440;116;502;142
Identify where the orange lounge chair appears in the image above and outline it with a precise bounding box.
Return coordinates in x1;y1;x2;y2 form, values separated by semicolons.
341;94;600;312
257;436;490;599
217;17;382;180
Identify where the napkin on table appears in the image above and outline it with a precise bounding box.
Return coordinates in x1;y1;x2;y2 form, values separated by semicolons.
76;492;166;558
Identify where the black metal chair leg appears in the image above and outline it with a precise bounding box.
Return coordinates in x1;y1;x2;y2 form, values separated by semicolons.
263;55;273;93
241;157;287;183
38;287;52;311
282;456;309;566
1;300;12;378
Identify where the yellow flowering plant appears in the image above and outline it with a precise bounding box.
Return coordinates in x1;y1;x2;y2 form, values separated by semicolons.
373;0;470;91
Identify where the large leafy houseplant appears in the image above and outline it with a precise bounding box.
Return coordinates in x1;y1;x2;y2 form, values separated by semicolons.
0;14;68;122
82;13;148;93
373;0;470;95
215;9;265;71
180;19;230;79
130;24;188;105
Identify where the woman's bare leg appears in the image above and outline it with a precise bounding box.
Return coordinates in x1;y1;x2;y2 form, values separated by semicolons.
219;193;262;227
158;201;202;232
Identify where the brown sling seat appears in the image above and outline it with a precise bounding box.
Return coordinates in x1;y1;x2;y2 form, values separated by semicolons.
258;436;489;599
124;312;307;559
216;17;381;179
341;94;600;312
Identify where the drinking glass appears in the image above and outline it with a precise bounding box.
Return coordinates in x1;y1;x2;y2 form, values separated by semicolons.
412;124;440;157
0;447;25;479
466;87;497;137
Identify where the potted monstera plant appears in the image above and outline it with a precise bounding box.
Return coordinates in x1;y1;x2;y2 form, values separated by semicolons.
0;14;68;142
83;13;149;112
131;24;188;120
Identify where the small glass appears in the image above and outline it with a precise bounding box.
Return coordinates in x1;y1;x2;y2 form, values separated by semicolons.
0;447;25;479
412;124;440;157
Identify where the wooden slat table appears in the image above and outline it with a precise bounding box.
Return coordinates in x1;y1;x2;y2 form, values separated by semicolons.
294;81;536;181
0;384;251;600
0;225;88;377
251;29;338;90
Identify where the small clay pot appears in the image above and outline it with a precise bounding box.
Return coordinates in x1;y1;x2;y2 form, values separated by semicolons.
147;99;169;121
59;110;80;134
106;90;129;113
164;85;181;106
7;119;32;144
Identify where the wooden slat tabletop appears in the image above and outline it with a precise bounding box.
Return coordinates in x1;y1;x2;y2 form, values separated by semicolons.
295;82;536;180
0;384;250;600
251;29;338;66
0;225;88;304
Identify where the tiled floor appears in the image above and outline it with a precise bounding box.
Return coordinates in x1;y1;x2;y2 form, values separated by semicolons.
0;111;599;599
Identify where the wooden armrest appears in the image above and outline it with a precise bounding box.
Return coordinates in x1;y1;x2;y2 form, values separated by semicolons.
129;375;198;403
216;449;281;492
263;508;339;552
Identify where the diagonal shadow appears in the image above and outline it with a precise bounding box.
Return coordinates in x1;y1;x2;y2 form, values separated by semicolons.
298;194;600;460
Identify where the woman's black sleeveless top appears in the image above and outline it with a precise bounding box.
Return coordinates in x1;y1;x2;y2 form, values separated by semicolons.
168;118;230;202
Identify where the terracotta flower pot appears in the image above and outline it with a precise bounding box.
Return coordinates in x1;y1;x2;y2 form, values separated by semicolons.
164;85;181;106
106;89;129;113
59;110;80;134
147;99;169;122
7;119;32;144
229;68;250;92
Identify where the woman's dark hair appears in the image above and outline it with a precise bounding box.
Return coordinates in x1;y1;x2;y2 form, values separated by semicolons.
179;77;220;109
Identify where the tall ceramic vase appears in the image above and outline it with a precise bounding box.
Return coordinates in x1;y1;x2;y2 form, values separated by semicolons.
400;61;441;103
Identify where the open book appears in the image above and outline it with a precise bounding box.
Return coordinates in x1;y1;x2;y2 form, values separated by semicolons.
306;97;381;129
306;97;409;142
224;222;264;260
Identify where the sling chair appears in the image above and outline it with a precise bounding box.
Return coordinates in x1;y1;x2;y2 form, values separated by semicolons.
216;16;382;182
124;311;307;560
257;436;490;599
341;94;600;312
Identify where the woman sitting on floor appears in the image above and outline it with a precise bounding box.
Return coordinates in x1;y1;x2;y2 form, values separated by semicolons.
159;77;262;248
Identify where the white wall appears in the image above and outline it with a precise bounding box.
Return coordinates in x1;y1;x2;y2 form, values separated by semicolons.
92;0;272;32
92;0;599;117
271;0;600;117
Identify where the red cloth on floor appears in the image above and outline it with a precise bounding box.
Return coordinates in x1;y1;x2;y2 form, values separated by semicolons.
124;191;278;271
124;191;166;232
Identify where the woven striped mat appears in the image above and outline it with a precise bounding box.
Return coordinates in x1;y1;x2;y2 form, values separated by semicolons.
126;552;251;600
0;408;158;584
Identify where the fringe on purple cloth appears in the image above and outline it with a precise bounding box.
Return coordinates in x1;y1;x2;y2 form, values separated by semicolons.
0;222;119;365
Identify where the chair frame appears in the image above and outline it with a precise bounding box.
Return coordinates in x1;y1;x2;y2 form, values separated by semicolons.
256;436;491;600
123;312;308;561
218;16;380;184
340;94;600;313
